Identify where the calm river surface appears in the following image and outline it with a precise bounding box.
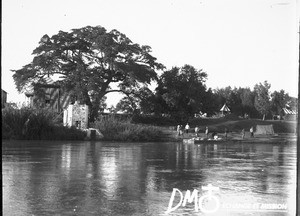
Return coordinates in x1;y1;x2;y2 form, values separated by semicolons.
2;140;296;216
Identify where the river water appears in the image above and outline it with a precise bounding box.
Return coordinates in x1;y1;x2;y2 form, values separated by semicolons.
2;140;296;216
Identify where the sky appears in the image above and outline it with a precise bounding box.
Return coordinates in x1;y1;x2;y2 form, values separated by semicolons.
2;0;299;106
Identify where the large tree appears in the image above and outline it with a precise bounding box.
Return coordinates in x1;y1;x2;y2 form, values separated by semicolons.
12;25;164;121
270;90;295;118
213;86;232;106
156;65;208;120
115;86;155;114
239;87;258;118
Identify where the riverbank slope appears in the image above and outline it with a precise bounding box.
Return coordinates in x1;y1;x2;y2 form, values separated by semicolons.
161;118;297;142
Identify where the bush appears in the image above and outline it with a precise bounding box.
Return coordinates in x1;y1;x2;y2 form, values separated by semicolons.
93;115;164;142
2;106;86;140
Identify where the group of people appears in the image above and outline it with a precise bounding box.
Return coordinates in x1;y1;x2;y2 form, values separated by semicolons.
176;124;188;136
177;123;209;138
177;123;255;140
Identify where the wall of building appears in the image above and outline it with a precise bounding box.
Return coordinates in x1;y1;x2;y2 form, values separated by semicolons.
63;102;89;129
26;85;71;112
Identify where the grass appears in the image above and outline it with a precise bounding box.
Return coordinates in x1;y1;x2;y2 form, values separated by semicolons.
189;119;296;134
165;115;297;141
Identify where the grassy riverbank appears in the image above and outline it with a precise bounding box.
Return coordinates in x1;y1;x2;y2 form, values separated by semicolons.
163;116;297;141
2;106;296;142
188;118;297;134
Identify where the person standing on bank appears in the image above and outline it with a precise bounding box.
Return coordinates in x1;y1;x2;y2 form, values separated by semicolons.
185;123;190;134
195;126;199;137
205;126;209;139
250;126;254;137
177;124;181;136
241;129;245;139
224;128;228;140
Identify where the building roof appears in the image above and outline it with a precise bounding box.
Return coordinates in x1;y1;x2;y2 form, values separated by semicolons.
282;107;297;115
25;77;58;96
220;103;230;112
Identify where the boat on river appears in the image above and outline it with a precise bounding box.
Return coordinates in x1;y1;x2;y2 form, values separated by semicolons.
183;138;229;144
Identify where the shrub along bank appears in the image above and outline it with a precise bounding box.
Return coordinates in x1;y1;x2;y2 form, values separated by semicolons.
92;115;166;142
2;106;86;140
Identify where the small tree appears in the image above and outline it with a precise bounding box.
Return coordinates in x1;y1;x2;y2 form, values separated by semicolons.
254;81;271;120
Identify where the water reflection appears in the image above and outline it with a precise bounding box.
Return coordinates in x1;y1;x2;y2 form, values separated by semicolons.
2;140;296;215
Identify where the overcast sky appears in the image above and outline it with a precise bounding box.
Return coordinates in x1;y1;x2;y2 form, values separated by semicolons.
2;0;299;106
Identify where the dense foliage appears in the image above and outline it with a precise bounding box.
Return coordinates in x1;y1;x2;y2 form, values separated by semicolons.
116;69;296;121
156;65;208;116
113;61;297;121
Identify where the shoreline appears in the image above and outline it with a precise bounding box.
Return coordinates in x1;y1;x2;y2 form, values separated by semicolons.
2;132;297;143
179;132;296;144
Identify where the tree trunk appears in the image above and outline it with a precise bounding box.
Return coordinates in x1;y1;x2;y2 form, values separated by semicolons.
89;92;106;124
89;100;100;124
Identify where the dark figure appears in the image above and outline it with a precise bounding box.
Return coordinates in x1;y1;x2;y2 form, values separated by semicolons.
224;128;228;140
22;118;30;137
180;125;183;136
211;132;218;139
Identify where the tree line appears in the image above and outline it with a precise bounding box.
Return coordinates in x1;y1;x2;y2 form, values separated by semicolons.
115;68;297;121
12;25;297;122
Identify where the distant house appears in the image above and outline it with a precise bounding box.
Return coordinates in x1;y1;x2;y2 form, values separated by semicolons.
25;79;71;113
282;106;297;121
1;89;7;108
220;103;230;116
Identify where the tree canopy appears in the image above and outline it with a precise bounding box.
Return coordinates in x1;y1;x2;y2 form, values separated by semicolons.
115;86;155;114
155;65;208;120
12;25;164;121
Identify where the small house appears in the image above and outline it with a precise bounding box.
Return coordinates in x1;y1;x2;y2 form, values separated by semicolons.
282;106;297;121
63;101;89;129
220;103;230;116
